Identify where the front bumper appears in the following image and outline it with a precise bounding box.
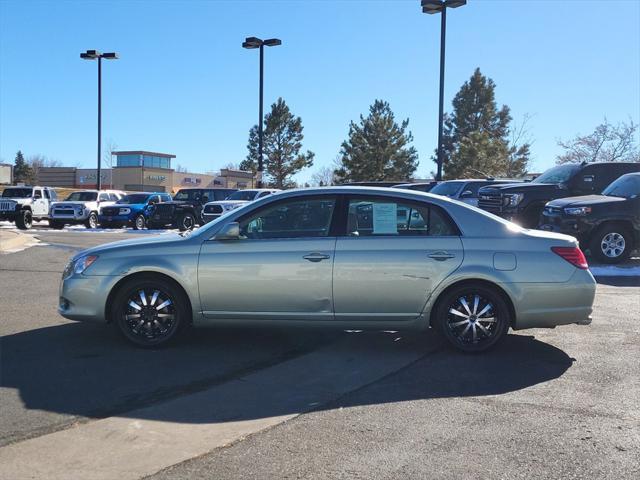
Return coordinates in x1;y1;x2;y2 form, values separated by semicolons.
98;214;134;226
50;211;90;222
539;212;590;241
202;212;223;224
58;273;122;322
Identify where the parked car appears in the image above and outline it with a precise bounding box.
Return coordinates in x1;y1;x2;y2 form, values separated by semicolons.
539;172;640;264
49;190;125;229
58;186;595;353
430;179;522;206
0;186;57;229
148;188;237;231
391;182;438;192
202;189;280;223
477;162;640;228
98;192;172;230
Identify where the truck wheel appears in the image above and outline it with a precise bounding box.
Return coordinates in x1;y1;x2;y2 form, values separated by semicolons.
178;213;196;231
49;220;65;230
133;214;146;230
589;224;632;264
15;210;33;230
85;212;98;229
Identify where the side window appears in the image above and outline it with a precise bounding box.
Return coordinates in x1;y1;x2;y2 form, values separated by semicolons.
99;193;110;201
161;194;172;202
50;189;58;200
258;191;271;198
214;190;228;201
239;197;336;240
109;193;119;201
33;189;42;199
346;197;458;237
43;189;51;200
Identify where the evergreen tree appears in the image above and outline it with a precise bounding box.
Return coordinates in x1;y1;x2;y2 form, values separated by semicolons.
244;98;314;188
439;68;530;179
13;151;35;184
335;100;418;182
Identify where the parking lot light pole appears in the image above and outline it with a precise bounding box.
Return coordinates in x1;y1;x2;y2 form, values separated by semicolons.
421;0;466;182
80;50;118;190
242;37;281;188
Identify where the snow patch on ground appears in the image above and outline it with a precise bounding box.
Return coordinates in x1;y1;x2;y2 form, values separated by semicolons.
589;265;640;277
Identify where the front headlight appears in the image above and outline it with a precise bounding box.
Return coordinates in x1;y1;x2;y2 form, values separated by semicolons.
118;208;131;215
503;193;524;207
62;255;98;279
564;206;592;216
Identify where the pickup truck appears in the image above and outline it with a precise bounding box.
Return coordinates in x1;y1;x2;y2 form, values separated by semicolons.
0;186;58;229
49;190;125;229
477;162;640;228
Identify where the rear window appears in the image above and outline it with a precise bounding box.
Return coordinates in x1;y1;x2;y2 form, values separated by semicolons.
2;188;32;198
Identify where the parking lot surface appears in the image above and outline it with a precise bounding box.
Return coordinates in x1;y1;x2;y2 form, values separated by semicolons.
0;227;639;479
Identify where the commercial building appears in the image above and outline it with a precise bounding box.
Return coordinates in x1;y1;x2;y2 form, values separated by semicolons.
0;163;13;184
34;150;255;192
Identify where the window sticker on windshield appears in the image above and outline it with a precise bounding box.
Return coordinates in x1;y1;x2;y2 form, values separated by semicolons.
373;203;398;234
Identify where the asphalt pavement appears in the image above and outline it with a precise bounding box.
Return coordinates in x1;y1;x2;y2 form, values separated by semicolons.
0;228;638;479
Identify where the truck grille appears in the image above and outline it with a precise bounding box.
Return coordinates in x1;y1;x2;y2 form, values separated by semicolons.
477;193;503;213
0;201;16;211
101;207;119;216
204;204;223;214
53;208;75;216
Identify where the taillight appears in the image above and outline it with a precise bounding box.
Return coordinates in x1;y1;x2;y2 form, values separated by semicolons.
551;246;588;270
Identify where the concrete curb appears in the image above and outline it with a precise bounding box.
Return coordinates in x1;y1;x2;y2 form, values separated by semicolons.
0;231;33;253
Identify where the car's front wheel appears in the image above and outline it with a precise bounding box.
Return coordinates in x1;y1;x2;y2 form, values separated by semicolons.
133;214;146;230
15;210;33;230
589;224;632;264
434;283;510;353
85;212;98;229
111;276;189;348
178;212;196;231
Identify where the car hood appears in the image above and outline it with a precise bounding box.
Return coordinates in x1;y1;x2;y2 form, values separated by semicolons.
209;200;249;206
74;232;185;259
109;203;145;209
479;182;561;194
1;198;31;204
547;194;626;208
52;201;91;208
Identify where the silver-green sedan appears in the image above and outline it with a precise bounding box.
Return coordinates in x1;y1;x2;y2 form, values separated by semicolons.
58;187;596;352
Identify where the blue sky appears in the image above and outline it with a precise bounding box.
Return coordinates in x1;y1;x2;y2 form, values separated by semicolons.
1;0;639;183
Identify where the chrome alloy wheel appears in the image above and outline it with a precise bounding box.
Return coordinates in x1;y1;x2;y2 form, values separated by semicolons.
600;232;625;258
123;288;176;341
446;294;498;345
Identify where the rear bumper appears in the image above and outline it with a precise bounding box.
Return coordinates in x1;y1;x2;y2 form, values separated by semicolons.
509;268;596;330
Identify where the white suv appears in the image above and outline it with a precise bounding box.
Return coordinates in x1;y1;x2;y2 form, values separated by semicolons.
0;186;58;229
49;190;125;229
202;189;280;223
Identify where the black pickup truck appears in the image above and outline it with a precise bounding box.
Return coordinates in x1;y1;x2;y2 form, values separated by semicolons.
477;162;640;228
147;188;236;231
539;172;640;264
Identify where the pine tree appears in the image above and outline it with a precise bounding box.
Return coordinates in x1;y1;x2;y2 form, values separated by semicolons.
439;68;530;179
335;100;418;182
13;151;35;184
243;98;314;188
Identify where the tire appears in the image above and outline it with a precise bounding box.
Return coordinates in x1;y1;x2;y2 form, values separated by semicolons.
111;275;189;348
84;212;98;229
589;224;633;264
434;283;510;353
177;213;196;232
49;220;65;230
133;214;146;230
15;210;33;230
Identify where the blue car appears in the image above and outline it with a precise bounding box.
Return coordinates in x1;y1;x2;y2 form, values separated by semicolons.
98;192;172;230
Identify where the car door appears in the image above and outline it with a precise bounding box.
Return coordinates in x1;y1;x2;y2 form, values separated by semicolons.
32;188;48;216
198;195;338;321
333;195;463;321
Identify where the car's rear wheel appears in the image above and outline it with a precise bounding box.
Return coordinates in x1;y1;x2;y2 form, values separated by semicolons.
589;224;632;264
111;276;189;348
85;212;98;229
434;283;510;353
133;214;146;230
178;213;196;231
15;210;33;230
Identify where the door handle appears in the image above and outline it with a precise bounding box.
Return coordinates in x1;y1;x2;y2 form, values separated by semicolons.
428;251;456;261
303;253;331;262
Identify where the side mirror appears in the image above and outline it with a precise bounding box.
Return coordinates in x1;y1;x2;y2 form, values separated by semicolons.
215;222;240;240
460;190;473;199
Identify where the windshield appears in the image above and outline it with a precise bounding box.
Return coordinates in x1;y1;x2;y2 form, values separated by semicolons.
2;188;32;198
430;181;464;197
227;190;258;201
65;192;98;202
602;174;640;198
117;194;150;204
532;164;581;184
173;190;199;201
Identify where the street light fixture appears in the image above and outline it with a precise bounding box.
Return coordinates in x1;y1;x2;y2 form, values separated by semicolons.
242;36;281;187
80;49;119;190
421;0;466;181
